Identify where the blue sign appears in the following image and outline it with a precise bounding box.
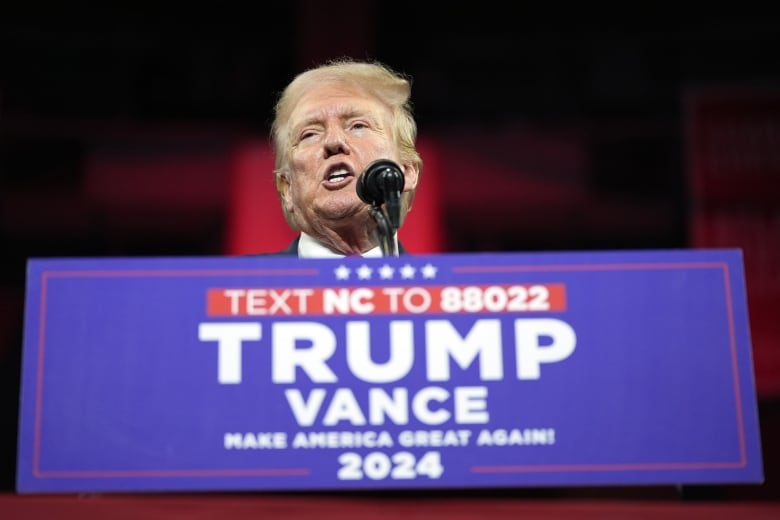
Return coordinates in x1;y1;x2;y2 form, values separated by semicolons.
17;249;763;493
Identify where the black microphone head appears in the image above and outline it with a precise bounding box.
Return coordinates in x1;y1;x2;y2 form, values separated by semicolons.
356;159;405;206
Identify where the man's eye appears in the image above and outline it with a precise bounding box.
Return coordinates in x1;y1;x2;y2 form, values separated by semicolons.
350;121;369;130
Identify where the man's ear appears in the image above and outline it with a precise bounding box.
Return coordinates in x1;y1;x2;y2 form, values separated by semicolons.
401;162;420;193
275;171;293;212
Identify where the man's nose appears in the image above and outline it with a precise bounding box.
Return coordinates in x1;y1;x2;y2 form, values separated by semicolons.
323;128;349;157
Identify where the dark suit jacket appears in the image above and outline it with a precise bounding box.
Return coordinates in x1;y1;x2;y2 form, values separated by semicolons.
259;236;407;256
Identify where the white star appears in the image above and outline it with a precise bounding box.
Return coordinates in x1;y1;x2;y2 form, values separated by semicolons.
400;264;416;279
378;264;395;280
421;263;438;279
334;265;351;280
356;264;373;280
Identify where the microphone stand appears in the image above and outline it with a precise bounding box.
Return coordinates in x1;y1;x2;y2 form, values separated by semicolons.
357;161;404;257
368;204;399;257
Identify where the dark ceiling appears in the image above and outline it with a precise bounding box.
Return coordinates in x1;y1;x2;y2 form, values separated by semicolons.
2;3;778;129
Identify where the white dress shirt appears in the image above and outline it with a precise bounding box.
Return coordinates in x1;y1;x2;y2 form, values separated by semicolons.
297;232;393;258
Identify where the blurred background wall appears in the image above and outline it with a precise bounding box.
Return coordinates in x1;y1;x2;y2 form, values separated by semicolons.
1;1;778;499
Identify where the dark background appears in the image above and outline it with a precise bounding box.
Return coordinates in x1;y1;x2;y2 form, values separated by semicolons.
1;1;779;501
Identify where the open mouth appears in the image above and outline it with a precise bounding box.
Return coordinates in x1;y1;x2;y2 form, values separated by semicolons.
325;167;352;184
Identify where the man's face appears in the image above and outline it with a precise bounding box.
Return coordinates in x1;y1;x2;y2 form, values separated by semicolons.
279;82;417;238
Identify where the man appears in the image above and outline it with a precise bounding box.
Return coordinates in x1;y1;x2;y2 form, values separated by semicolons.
268;58;423;257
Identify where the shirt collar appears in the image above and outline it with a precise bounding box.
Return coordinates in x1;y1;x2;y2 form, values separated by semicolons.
298;232;387;258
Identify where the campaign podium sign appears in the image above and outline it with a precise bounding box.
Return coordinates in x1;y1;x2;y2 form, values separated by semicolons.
17;249;763;493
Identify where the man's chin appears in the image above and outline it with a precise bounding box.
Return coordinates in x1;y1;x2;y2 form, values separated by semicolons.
317;200;369;222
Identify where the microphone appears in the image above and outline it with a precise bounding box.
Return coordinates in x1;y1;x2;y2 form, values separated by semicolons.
356;159;405;229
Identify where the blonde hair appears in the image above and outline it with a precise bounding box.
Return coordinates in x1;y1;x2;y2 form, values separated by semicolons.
271;58;422;228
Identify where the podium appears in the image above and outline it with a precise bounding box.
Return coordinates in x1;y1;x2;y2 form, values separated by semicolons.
16;249;763;493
